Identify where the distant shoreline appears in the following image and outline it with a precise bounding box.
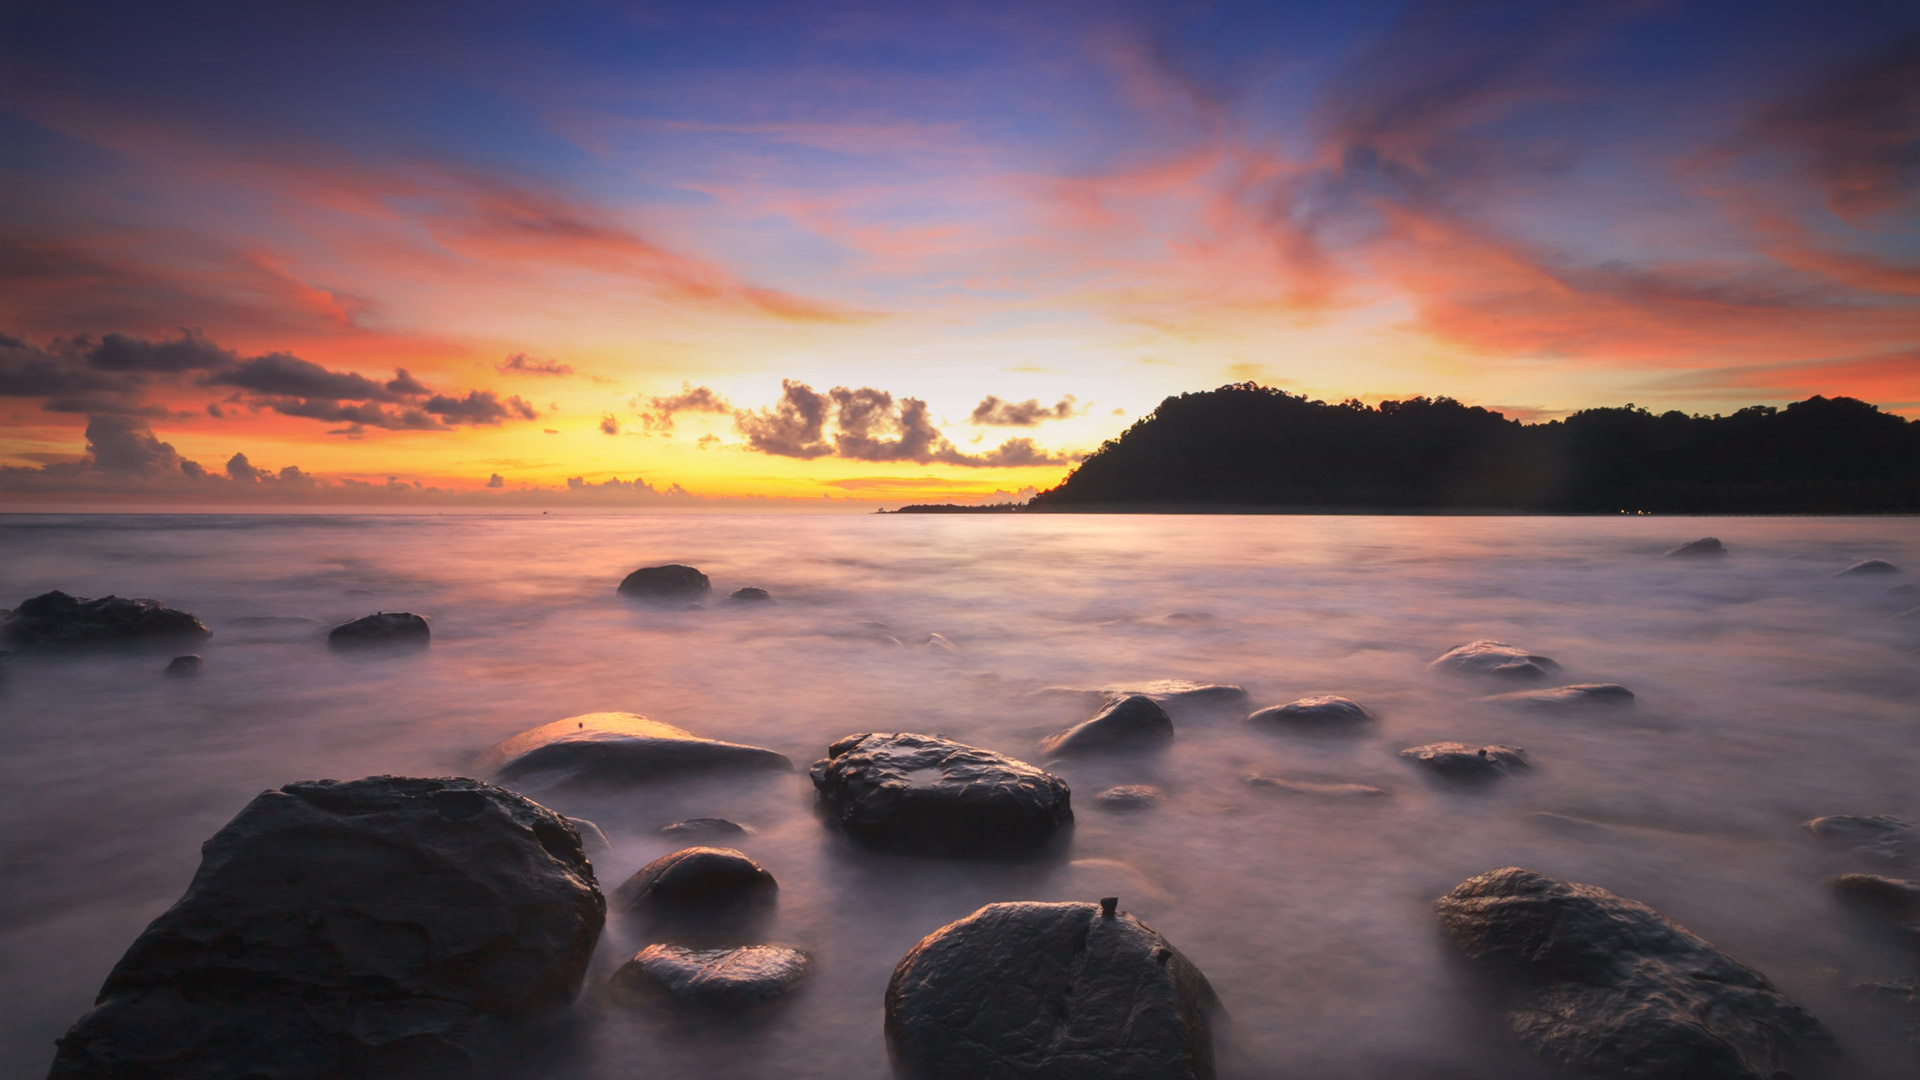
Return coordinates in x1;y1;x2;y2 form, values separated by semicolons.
881;503;1920;517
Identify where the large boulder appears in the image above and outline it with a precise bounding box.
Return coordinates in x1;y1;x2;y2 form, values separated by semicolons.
477;712;791;791
810;733;1072;858
1246;695;1374;732
3;590;209;650
328;611;429;650
48;776;605;1080
1400;741;1529;781
1428;640;1560;681
609;943;808;1009
1039;694;1173;757
1435;867;1833;1080
1805;814;1920;865
1664;537;1726;557
617;564;711;602
1483;683;1634;710
886;899;1221;1080
611;846;777;915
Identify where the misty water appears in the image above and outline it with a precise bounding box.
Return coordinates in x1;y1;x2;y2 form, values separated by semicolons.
2;513;1917;1078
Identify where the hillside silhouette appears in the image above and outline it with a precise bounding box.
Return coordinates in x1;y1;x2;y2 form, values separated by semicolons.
1027;384;1920;513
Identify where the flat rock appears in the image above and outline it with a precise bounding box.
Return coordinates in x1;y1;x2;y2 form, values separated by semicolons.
1039;694;1173;756
1245;775;1389;798
611;846;776;914
1400;741;1529;781
328;611;429;649
1838;559;1900;576
1483;683;1635;710
657;817;752;839
1428;639;1560;681
3;590;210;650
1094;784;1162;810
163;654;204;677
1664;537;1726;557
1805;814;1920;865
726;586;772;603
1038;679;1247;705
477;712;791;791
810;732;1072;858
1436;867;1833;1080
609;943;808;1009
886;900;1221;1080
1247;695;1375;731
47;776;605;1080
617;564;711;601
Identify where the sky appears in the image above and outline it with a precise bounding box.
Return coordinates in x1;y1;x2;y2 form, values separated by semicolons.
1;0;1915;508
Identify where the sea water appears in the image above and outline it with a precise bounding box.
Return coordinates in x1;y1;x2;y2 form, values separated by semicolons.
1;513;1916;1078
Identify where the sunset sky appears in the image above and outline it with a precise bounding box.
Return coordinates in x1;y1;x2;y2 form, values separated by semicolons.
2;0;1915;507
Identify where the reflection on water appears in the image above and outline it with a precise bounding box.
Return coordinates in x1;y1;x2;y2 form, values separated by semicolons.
2;513;1917;1078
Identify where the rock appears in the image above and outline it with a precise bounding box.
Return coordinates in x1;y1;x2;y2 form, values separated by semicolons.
1838;558;1900;576
1428;640;1560;681
617;564;711;602
1805;814;1920;865
885;900;1221;1080
1436;867;1834;1080
1832;873;1920;939
476;712;791;792
1483;683;1635;710
1095;784;1162;810
1038;679;1246;705
1244;775;1389;798
609;943;808;1009
566;816;612;855
1664;537;1726;557
657;817;752;839
163;654;204;678
327;611;429;650
3;590;210;650
1246;695;1374;731
611;846;777;914
47;776;604;1080
1400;742;1529;781
726;586;772;603
1039;694;1173;757
810;732;1073;858
923;632;959;652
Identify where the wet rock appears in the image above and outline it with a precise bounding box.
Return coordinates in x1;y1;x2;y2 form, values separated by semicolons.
886;900;1221;1080
1664;537;1726;557
1832;874;1920;943
3;590;210;650
922;632;959;652
609;943;808;1009
1428;639;1560;681
477;712;791;792
617;564;711;602
1244;775;1389;798
327;611;429;650
1436;866;1833;1080
47;776;605;1080
1805;814;1920;865
658;817;752;839
611;846;777;914
566;816;612;855
1400;741;1529;781
1838;558;1901;576
1483;683;1635;710
1095;784;1162;811
810;732;1072;858
1039;694;1173;757
727;586;772;603
163;654;204;678
1247;694;1375;732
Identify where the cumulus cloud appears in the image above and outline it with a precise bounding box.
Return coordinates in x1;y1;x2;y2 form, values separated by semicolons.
599;413;620;435
969;394;1079;425
733;381;1076;467
636;382;733;433
496;352;574;376
486;472;504;488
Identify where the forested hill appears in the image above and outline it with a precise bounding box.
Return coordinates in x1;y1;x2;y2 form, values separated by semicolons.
1028;384;1920;513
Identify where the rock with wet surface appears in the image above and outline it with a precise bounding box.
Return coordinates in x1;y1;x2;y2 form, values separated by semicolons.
328;611;429;649
1435;866;1834;1080
611;846;777;914
1400;741;1529;781
1245;775;1389;799
886;900;1221;1080
1428;639;1560;681
477;712;791;791
47;776;605;1080
1247;695;1375;732
1838;559;1900;576
3;591;210;650
1805;814;1920;865
810;732;1072;858
617;564;712;602
1832;874;1920;944
727;586;772;603
658;817;752;839
1483;683;1635;710
1664;537;1726;557
609;943;808;1009
163;654;204;678
1040;694;1173;757
1094;784;1162;811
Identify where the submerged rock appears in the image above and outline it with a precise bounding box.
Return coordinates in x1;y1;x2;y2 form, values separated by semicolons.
1838;559;1901;576
3;590;210;650
1039;694;1173;757
1094;784;1163;811
327;611;429;650
47;776;605;1080
477;712;791;791
1483;683;1635;710
1832;873;1920;940
886;900;1221;1080
1039;679;1247;705
1244;775;1389;798
611;846;777;914
726;586;772;603
617;564;711;602
1436;866;1833;1080
1428;639;1560;681
1805;814;1920;865
1247;695;1375;732
810;732;1072;858
658;817;752;839
1400;741;1529;781
163;654;204;678
609;943;808;1009
1664;537;1726;557
922;632;960;653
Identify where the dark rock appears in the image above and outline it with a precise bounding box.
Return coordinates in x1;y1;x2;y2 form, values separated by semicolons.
810;732;1072;858
1436;866;1834;1080
1805;814;1920;865
1832;873;1920;941
609;943;808;1009
1664;537;1726;557
1483;683;1635;710
1039;694;1173;757
3;590;210;651
47;776;605;1080
617;564;711;602
1838;558;1900;576
885;900;1221;1080
477;712;791;792
1095;784;1162;810
658;817;752;839
1400;741;1529;781
726;586;772;603
163;654;204;678
1038;679;1247;705
612;846;777;914
1244;775;1389;798
1428;640;1560;681
1247;694;1375;731
327;611;429;650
